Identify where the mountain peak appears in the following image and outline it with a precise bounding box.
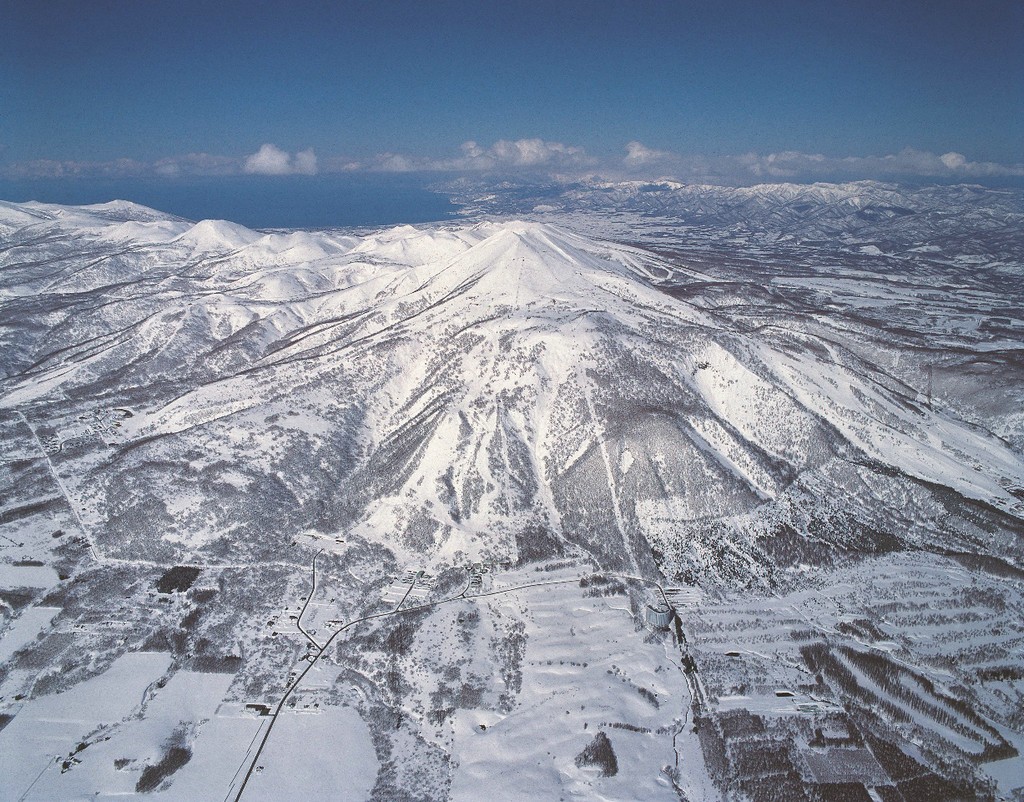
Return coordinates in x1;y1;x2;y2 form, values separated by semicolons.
0;199;1021;582
174;218;261;251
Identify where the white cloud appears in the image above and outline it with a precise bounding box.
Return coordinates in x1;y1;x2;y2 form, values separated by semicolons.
293;148;318;175
940;152;967;170
935;150;1024;177
486;138;590;168
243;143;318;176
244;144;292;175
375;152;417;172
623;141;678;168
367;138;594;173
460;141;486;160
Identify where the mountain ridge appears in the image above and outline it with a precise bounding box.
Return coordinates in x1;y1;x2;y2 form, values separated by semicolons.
3;194;1024;800
1;199;1021;587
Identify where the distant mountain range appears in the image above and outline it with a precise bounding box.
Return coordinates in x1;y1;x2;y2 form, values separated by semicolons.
447;177;1024;259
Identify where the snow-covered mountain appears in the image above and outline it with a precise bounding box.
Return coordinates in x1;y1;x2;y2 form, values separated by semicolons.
2;196;1021;584
3;188;1024;801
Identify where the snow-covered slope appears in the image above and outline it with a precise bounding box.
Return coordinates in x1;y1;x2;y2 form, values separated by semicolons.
3;192;1024;802
1;198;1021;585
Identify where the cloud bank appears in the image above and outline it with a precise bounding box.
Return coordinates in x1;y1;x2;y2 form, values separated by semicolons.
608;143;1024;184
154;152;239;177
357;138;595;174
3;139;1022;187
727;148;1024;183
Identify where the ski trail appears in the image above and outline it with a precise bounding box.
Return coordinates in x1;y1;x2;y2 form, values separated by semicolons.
15;409;102;562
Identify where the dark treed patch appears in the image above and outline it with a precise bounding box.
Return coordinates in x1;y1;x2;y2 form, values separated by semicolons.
427;707;453;725
815;783;874;802
579;573;627;597
140;630;173;653
514;524;564;565
835;619;887;642
977;665;1024;681
605;722;650;733
575;731;618;777
732;741;798;777
0;498;61;526
0;713;13;732
494;621;526;711
897;773;976;802
740;776;812;802
944;551;1024;581
718;709;766;740
0;589;36;610
179;606;204;631
384;615;421;657
190;655;242;674
135;746;191;793
155;566;200;594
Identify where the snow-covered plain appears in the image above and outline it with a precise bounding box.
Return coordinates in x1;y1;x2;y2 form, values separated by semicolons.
1;183;1023;800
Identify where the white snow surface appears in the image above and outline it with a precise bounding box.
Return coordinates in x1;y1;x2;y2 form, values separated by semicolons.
1;200;1022;572
2;193;1024;802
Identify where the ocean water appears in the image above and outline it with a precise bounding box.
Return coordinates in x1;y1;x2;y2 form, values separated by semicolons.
0;173;458;229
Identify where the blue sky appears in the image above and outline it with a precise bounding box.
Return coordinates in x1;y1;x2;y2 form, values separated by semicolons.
3;0;1023;186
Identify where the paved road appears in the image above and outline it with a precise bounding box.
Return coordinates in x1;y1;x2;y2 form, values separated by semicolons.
230;567;695;802
230;567;446;802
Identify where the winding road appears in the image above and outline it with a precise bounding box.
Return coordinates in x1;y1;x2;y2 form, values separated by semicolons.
293;549;324;650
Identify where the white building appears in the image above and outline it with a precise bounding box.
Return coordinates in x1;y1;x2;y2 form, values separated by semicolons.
645;603;673;629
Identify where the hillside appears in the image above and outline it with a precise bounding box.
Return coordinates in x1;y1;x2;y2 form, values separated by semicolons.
2;188;1023;800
